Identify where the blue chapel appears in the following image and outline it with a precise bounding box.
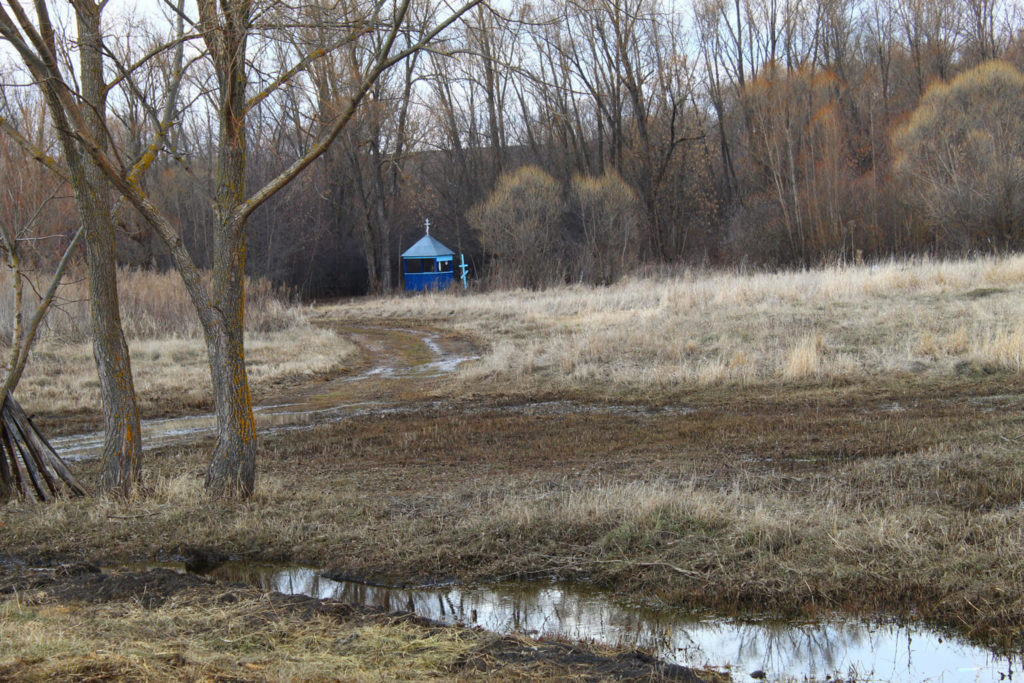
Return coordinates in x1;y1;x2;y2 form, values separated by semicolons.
402;220;456;291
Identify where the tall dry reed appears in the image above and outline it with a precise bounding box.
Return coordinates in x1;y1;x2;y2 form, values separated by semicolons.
0;268;353;414
0;267;302;343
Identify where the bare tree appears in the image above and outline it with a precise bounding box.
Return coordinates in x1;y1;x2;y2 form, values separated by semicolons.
4;0;481;498
0;0;168;495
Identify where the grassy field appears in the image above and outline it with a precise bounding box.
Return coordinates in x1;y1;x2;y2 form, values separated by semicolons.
4;256;1024;680
337;254;1024;392
1;268;358;422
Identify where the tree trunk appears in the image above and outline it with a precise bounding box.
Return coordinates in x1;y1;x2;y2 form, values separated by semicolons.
201;0;257;497
77;2;143;494
203;314;256;497
201;207;257;497
84;194;143;493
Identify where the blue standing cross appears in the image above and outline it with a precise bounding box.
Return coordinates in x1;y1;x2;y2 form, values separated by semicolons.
459;253;469;289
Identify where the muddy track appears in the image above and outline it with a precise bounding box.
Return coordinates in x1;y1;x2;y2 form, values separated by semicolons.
296;321;480;404
49;315;1024;468
49;321;480;460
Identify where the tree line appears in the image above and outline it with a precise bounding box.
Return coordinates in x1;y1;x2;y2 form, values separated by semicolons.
6;0;1024;295
105;0;1024;293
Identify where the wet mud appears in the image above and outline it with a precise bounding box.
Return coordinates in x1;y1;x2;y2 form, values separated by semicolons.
50;324;480;460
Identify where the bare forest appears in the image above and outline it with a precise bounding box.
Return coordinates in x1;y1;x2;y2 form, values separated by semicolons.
3;0;1024;300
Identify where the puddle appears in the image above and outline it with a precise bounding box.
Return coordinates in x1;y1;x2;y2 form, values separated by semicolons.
405;332;479;377
344;365;397;381
186;562;1019;682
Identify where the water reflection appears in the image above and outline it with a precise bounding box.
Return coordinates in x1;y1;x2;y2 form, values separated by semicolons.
205;563;1021;682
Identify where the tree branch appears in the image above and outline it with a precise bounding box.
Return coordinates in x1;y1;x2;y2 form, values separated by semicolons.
0;115;70;182
235;0;482;224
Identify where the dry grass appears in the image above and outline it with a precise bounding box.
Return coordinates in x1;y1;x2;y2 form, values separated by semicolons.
0;588;481;681
334;254;1024;396
4;253;1024;670
0;268;357;416
781;333;825;379
19;327;353;416
0;267;303;342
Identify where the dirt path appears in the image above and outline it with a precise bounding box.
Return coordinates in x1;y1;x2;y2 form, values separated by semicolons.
290;321;479;405
49;321;479;460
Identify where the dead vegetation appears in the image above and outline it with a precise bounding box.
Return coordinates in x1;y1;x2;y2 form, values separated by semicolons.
0;268;357;422
0;393;85;502
4;254;1024;676
336;253;1024;396
0;562;708;681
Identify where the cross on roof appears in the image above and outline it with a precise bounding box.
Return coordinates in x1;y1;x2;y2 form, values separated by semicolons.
425;218;430;236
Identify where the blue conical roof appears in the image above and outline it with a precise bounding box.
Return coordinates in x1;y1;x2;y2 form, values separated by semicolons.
402;234;455;258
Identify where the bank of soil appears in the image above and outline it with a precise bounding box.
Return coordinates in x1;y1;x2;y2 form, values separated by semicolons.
0;561;716;681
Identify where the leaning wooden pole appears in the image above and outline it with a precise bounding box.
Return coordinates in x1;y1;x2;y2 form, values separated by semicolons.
0;392;87;502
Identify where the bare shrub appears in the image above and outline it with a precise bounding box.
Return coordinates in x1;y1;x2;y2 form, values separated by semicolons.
571;169;641;285
468;166;568;289
892;60;1024;250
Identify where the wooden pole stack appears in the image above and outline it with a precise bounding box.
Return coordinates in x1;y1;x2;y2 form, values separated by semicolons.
0;393;87;503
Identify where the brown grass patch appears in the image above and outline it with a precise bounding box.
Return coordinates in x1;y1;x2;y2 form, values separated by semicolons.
0;565;712;681
331;254;1024;397
2;269;356;419
0;582;482;681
